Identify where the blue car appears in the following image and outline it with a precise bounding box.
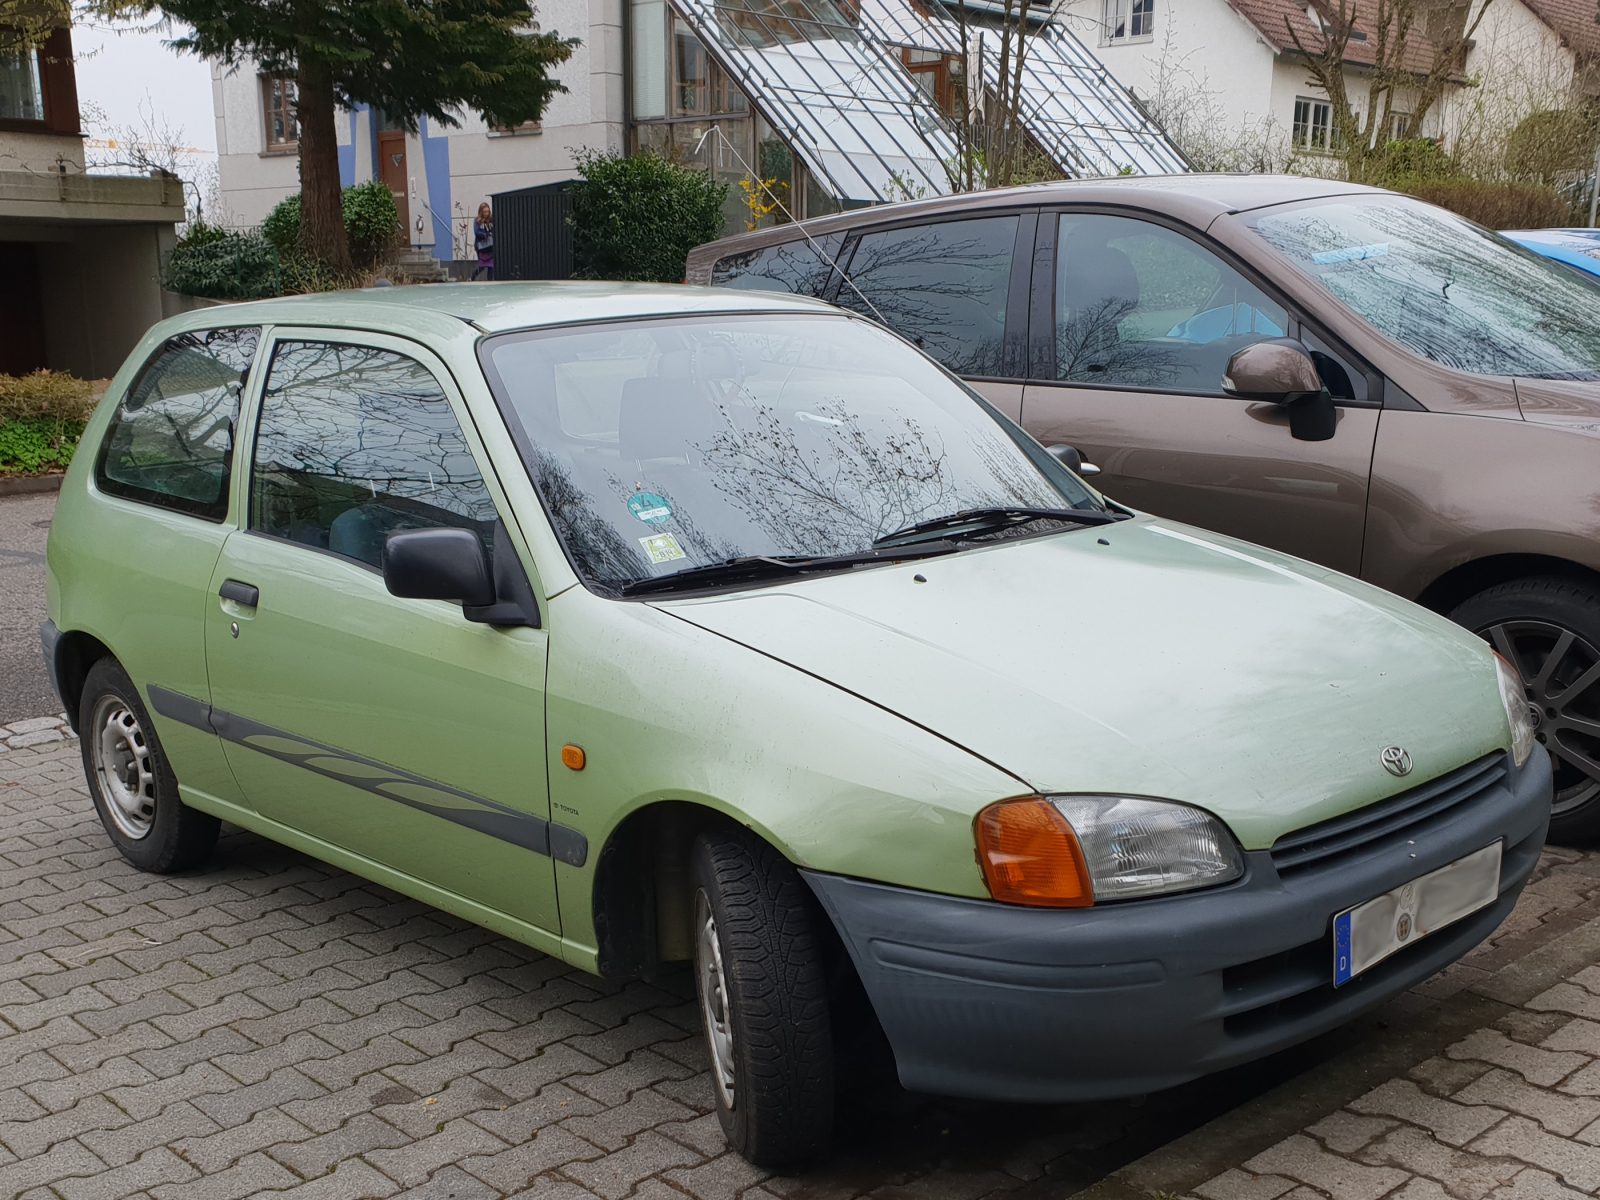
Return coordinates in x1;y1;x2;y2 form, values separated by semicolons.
1503;228;1600;279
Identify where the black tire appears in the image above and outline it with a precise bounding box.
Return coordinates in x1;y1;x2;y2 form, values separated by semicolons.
77;657;219;873
1450;577;1600;844
691;827;834;1167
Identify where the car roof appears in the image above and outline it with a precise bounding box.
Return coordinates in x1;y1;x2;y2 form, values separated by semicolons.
170;281;840;338
687;173;1388;269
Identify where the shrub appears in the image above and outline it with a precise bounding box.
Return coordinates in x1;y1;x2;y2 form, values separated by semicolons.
569;149;729;282
0;371;95;476
261;193;302;253
1376;139;1457;188
342;180;401;263
1505;109;1597;183
165;229;282;299
261;183;400;266
1400;179;1574;230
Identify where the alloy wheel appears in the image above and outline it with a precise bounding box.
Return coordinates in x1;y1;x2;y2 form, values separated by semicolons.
695;890;737;1110
91;695;157;839
1480;619;1600;815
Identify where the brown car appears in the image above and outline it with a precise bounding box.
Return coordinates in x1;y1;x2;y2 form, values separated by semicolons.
688;175;1600;841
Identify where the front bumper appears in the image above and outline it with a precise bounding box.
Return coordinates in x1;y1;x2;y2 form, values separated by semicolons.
804;750;1551;1102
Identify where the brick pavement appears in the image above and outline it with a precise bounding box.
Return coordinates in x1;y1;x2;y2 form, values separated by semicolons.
4;730;1600;1200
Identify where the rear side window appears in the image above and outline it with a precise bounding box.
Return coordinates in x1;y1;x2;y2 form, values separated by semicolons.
712;234;842;296
833;216;1017;376
249;341;499;571
95;327;259;520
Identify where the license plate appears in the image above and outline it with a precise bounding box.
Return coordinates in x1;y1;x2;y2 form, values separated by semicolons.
1333;841;1502;987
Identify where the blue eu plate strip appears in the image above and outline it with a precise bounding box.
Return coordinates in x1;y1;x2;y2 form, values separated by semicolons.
1334;911;1354;987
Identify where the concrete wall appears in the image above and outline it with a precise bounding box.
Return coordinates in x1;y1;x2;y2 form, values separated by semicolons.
0;129;86;174
28;222;177;379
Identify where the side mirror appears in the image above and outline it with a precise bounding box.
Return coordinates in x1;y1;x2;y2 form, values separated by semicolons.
1048;443;1102;477
384;528;495;607
1223;339;1337;443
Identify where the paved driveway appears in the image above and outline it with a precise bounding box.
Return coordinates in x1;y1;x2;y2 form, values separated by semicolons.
3;726;1600;1200
0;492;58;726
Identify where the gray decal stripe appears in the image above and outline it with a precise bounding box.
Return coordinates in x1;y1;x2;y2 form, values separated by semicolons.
144;685;587;865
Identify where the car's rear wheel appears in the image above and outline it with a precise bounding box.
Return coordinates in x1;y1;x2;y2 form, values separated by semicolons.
1451;577;1600;843
78;657;219;873
691;827;833;1166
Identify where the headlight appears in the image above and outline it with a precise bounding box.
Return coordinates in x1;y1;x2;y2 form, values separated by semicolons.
975;794;1243;906
1494;653;1537;768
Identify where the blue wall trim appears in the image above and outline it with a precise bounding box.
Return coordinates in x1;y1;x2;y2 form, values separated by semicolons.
421;116;453;259
337;109;356;188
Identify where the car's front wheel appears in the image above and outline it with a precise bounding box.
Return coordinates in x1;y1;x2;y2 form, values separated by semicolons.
691;827;834;1166
78;657;219;873
1452;577;1600;843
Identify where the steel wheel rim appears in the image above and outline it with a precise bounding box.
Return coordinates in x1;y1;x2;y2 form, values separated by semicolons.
91;695;157;839
695;890;737;1110
1479;618;1600;816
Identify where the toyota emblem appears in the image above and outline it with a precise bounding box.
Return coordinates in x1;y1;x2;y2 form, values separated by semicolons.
1381;746;1413;777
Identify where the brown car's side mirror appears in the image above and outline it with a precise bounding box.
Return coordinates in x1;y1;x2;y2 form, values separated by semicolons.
1223;339;1336;442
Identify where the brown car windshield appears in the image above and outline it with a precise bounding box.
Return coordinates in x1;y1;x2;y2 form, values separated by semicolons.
479;313;1099;594
1251;197;1600;379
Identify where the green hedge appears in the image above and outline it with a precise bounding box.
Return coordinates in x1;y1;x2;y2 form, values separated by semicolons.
0;370;97;477
166;226;283;300
570;149;728;282
262;181;401;265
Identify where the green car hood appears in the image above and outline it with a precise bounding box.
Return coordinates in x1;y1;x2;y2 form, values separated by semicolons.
655;518;1511;850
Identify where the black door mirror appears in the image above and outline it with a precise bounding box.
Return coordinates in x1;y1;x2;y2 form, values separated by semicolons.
384;528;495;607
1223;339;1337;443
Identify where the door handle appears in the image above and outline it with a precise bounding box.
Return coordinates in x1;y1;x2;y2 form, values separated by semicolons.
219;579;259;607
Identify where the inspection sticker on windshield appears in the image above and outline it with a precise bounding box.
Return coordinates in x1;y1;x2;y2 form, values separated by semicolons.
639;533;687;564
628;492;674;523
1333;841;1501;986
1313;243;1389;265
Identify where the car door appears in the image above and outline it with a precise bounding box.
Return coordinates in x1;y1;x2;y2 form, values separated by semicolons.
832;211;1034;422
87;326;260;810
202;331;560;936
1019;211;1380;575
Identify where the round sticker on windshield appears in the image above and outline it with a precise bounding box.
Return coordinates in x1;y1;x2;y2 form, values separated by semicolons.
628;492;673;524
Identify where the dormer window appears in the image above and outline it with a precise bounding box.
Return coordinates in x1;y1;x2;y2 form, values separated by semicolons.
1103;0;1155;43
1;48;45;122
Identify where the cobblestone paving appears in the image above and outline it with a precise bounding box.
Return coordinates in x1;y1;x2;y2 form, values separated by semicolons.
4;733;1599;1200
1182;846;1600;1200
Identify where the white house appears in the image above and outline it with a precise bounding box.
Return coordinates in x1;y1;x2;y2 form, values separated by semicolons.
208;0;1185;268
1078;0;1600;169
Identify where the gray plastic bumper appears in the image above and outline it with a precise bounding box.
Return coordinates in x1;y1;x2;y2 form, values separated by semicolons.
803;750;1552;1103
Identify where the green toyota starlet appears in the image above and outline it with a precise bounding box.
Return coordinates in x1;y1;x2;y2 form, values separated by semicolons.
43;283;1551;1166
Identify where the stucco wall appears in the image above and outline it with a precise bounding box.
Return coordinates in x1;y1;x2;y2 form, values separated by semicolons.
212;60;300;228
0;129;86;174
1453;0;1575;158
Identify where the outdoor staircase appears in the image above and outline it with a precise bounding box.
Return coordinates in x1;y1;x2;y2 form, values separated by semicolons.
389;248;451;283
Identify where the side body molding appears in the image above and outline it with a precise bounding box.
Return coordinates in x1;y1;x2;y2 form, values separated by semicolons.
145;684;587;865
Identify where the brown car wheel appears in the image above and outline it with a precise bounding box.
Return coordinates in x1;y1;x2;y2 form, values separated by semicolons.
1451;577;1600;844
78;657;220;873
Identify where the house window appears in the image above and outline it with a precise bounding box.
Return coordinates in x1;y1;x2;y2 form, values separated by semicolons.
901;47;960;116
1293;97;1333;151
1389;111;1411;141
1103;0;1154;43
262;76;298;149
0;48;44;122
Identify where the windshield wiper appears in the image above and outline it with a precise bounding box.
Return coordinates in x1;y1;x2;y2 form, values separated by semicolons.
618;545;957;597
874;506;1129;549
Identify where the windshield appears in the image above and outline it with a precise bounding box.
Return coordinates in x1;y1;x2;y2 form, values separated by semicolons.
480;313;1097;594
1250;197;1600;379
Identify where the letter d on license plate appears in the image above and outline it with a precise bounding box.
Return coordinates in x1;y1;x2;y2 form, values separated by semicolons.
1333;841;1502;987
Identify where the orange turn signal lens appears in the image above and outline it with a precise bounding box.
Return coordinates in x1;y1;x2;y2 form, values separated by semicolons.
561;744;586;770
975;797;1093;907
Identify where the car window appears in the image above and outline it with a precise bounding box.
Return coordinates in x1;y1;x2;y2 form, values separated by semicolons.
480;313;1097;594
95;327;259;520
1251;197;1600;378
834;216;1018;376
250;341;499;571
1054;214;1288;393
712;234;843;296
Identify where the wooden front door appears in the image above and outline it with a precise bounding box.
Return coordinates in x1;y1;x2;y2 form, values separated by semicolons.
377;131;411;244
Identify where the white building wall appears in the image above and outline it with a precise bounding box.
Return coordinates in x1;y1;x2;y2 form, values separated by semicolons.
1452;0;1574;158
210;0;619;257
1072;0;1280;144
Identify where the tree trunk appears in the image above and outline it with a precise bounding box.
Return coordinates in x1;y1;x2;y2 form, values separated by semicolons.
296;56;352;272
